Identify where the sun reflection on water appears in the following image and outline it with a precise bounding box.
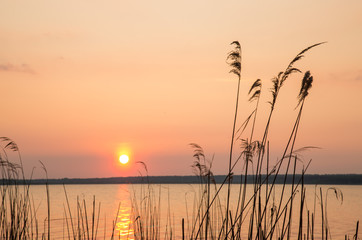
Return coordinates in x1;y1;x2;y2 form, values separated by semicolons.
115;188;134;239
116;209;134;239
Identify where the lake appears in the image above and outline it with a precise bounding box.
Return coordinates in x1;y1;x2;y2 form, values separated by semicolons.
26;184;361;239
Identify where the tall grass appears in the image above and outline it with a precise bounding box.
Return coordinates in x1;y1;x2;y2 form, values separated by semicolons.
178;41;360;240
0;137;38;239
0;138;120;239
131;162;163;240
0;42;360;239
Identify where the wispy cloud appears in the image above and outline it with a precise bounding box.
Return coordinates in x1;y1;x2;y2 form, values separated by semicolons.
329;70;362;82
355;70;362;81
0;63;35;74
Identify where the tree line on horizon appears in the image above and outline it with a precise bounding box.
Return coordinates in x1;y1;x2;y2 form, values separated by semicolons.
2;174;362;185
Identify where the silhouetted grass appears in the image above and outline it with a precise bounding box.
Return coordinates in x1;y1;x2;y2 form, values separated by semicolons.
0;42;360;239
171;41;360;240
0;138;118;239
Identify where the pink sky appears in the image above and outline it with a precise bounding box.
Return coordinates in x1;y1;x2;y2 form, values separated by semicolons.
1;0;362;178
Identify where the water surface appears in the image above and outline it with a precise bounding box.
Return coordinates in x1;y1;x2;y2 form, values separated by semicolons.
28;184;361;239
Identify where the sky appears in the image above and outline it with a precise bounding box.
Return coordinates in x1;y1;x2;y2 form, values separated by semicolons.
1;0;361;178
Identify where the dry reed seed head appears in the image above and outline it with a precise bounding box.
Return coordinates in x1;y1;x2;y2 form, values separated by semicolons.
268;77;280;106
274;43;325;105
248;79;262;95
190;143;205;160
5;142;19;152
248;79;262;102
227;41;242;77
289;42;326;68
248;89;261;102
0;137;19;152
190;143;211;176
136;161;148;173
297;71;313;106
327;187;344;204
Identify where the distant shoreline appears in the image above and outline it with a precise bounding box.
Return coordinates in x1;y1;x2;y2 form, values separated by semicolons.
2;174;362;185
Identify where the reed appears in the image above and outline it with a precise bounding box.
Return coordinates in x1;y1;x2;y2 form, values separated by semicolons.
174;41;360;240
0;138;117;239
0;42;360;239
127;42;359;240
0;137;37;239
131;161;164;240
62;186;103;240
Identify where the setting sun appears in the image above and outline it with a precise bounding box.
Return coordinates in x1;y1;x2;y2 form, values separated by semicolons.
119;154;129;164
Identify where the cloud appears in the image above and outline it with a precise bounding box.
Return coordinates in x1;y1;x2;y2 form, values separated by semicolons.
329;70;362;82
0;63;35;74
355;71;362;81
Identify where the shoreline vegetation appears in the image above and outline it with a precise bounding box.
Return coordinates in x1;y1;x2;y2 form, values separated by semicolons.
1;42;360;239
3;174;362;185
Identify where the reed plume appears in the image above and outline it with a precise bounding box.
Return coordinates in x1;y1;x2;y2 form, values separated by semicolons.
225;40;242;237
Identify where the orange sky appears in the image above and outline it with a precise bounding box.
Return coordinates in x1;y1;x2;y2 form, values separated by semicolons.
1;1;362;178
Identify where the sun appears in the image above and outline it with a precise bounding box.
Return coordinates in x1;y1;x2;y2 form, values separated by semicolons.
119;154;129;164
